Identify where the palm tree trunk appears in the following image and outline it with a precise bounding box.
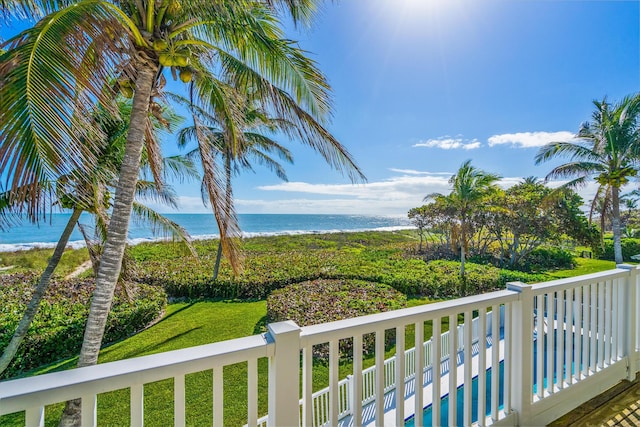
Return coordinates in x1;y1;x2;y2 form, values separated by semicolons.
460;221;466;277
213;155;233;280
0;208;82;376
58;62;158;427
612;186;623;264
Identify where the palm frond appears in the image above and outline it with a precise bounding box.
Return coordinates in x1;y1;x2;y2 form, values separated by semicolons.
131;201;197;257
0;1;135;222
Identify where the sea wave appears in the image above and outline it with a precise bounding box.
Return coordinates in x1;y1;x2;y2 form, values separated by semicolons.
0;225;415;253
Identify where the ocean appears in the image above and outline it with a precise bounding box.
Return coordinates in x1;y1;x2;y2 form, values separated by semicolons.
0;213;413;252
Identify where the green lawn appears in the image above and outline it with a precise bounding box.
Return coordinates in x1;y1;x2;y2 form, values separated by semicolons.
545;257;616;279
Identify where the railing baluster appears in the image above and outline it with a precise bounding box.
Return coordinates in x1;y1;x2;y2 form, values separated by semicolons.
213;366;223;427
546;293;555;393
302;346;313;427
430;319;439;427
535;295;544;398
449;313;458;426
353;335;363;427
463;311;472;426
566;287;574;386
574;286;582;382
81;394;97;427
130;384;144;427
395;325;405;426
247;358;258;427
582;285;590;378
174;374;186;427
504;303;512;415
556;289;565;389
611;279;624;362
413;321;424;426
329;340;339;426
478;308;487;427
590;283;597;373
598;281;605;370
491;306;499;422
25;406;44;427
605;280;613;365
375;329;385;425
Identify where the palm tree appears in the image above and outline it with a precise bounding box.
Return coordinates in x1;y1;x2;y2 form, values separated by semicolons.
0;98;197;377
426;160;501;281
2;5;363;422
535;95;640;264
178;95;294;280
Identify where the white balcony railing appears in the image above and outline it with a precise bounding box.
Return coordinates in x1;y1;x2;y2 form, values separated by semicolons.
1;265;639;426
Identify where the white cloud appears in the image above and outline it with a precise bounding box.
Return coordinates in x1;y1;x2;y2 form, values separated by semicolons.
413;137;481;150
387;168;452;176
488;131;575;148
148;172;609;216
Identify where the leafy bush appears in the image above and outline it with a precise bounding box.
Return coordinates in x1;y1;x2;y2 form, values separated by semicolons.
267;279;406;325
418;261;548;298
0;273;166;379
267;279;406;359
517;247;575;272
600;238;640;262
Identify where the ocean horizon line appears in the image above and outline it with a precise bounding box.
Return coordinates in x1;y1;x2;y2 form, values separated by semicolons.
0;214;413;252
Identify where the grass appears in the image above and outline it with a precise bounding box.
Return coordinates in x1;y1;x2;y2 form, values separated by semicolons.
0;247;89;277
545;257;616;279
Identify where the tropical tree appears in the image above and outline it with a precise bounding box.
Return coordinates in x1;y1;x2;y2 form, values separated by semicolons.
486;179;596;267
178;92;294;280
426;160;501;280
0;98;197;376
2;5;363;424
535;95;640;264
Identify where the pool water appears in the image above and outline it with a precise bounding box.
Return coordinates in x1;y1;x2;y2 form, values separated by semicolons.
404;361;505;427
405;330;576;426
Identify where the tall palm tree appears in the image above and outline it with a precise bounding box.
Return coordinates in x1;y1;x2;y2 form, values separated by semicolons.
0;98;197;376
536;95;640;264
178;95;294;280
426;160;500;280
2;6;363;422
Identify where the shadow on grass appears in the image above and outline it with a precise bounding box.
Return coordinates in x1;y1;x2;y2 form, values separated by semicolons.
100;326;204;361
253;315;268;335
154;301;197;325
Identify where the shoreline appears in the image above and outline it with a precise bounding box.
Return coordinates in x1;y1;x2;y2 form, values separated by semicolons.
0;225;416;253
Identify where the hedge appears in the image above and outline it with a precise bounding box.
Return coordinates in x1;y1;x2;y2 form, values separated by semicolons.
0;273;166;379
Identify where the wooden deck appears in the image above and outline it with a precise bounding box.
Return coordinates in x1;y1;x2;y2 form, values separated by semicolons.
549;373;640;427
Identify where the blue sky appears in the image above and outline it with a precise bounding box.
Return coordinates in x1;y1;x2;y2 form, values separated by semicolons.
212;0;640;216
3;1;640;216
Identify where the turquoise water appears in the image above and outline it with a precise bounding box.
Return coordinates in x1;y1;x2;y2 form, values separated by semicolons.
0;213;411;251
406;331;575;426
405;361;505;427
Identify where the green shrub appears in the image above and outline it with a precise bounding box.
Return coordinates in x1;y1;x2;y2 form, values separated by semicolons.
267;278;406;325
601;238;640;262
267;279;406;359
0;273;166;379
518;247;575;272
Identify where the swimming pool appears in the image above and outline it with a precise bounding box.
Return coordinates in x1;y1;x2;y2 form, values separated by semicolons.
405;333;567;426
404;361;505;427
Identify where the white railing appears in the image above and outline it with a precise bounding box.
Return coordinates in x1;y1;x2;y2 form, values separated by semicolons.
255;312;495;427
2;265;640;427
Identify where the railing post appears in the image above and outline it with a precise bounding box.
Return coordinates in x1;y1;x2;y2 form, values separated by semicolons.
267;321;301;427
347;374;354;416
617;264;637;381
507;281;534;426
